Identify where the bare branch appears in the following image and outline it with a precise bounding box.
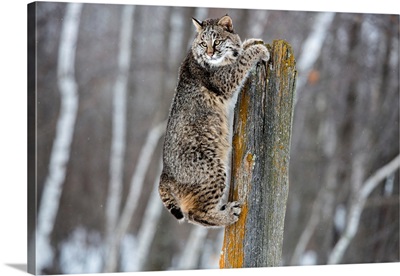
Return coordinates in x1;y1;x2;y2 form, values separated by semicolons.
118;120;166;234
328;153;400;264
134;158;164;271
105;120;166;271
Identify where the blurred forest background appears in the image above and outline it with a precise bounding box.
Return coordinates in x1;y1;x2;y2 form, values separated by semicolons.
28;2;399;274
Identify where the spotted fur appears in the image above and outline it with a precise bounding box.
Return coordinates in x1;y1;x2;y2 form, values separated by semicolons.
159;15;269;227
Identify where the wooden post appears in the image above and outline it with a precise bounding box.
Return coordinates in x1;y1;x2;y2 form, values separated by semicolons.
220;40;297;268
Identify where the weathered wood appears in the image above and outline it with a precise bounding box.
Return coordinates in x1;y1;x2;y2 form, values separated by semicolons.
219;40;297;268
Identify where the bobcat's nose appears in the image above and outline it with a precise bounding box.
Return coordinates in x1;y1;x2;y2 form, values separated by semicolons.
207;46;214;57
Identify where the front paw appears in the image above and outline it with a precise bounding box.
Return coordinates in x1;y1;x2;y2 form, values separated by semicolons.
243;38;265;50
250;43;270;63
227;201;242;217
260;45;270;62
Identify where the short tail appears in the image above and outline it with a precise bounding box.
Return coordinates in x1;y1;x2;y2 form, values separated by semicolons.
159;173;184;220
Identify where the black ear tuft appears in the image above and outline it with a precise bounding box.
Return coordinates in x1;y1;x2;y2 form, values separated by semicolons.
192;17;203;32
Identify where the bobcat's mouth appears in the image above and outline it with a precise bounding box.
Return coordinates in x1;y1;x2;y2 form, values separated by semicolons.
206;51;220;60
206;50;237;66
207;54;225;65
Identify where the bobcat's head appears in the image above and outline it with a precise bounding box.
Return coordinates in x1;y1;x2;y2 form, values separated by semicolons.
191;15;242;67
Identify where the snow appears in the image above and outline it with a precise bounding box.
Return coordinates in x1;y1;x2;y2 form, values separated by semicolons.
300;250;317;265
334;204;347;233
120;234;138;272
59;227;104;274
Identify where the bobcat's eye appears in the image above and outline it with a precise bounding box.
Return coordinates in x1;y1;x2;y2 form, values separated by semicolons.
200;42;207;48
214;40;221;46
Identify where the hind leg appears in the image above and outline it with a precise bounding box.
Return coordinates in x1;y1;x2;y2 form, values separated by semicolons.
185;180;242;227
188;200;242;227
159;173;184;220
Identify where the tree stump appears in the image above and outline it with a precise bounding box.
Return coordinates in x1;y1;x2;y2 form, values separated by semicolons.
219;40;297;268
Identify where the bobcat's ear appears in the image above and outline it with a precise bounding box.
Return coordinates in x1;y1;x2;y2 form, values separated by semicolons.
218;15;233;32
192;17;203;32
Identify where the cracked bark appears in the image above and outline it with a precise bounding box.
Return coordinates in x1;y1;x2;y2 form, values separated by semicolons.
220;40;297;268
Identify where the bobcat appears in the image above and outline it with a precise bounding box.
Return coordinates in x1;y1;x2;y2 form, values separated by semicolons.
159;15;269;227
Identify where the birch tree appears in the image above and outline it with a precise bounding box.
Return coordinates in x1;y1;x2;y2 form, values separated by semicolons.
295;12;335;99
104;4;135;272
35;3;82;274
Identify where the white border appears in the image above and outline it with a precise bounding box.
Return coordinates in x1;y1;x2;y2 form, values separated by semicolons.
0;0;398;275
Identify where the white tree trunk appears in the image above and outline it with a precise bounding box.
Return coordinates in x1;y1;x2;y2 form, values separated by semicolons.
295;12;335;102
36;3;82;273
104;4;135;272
